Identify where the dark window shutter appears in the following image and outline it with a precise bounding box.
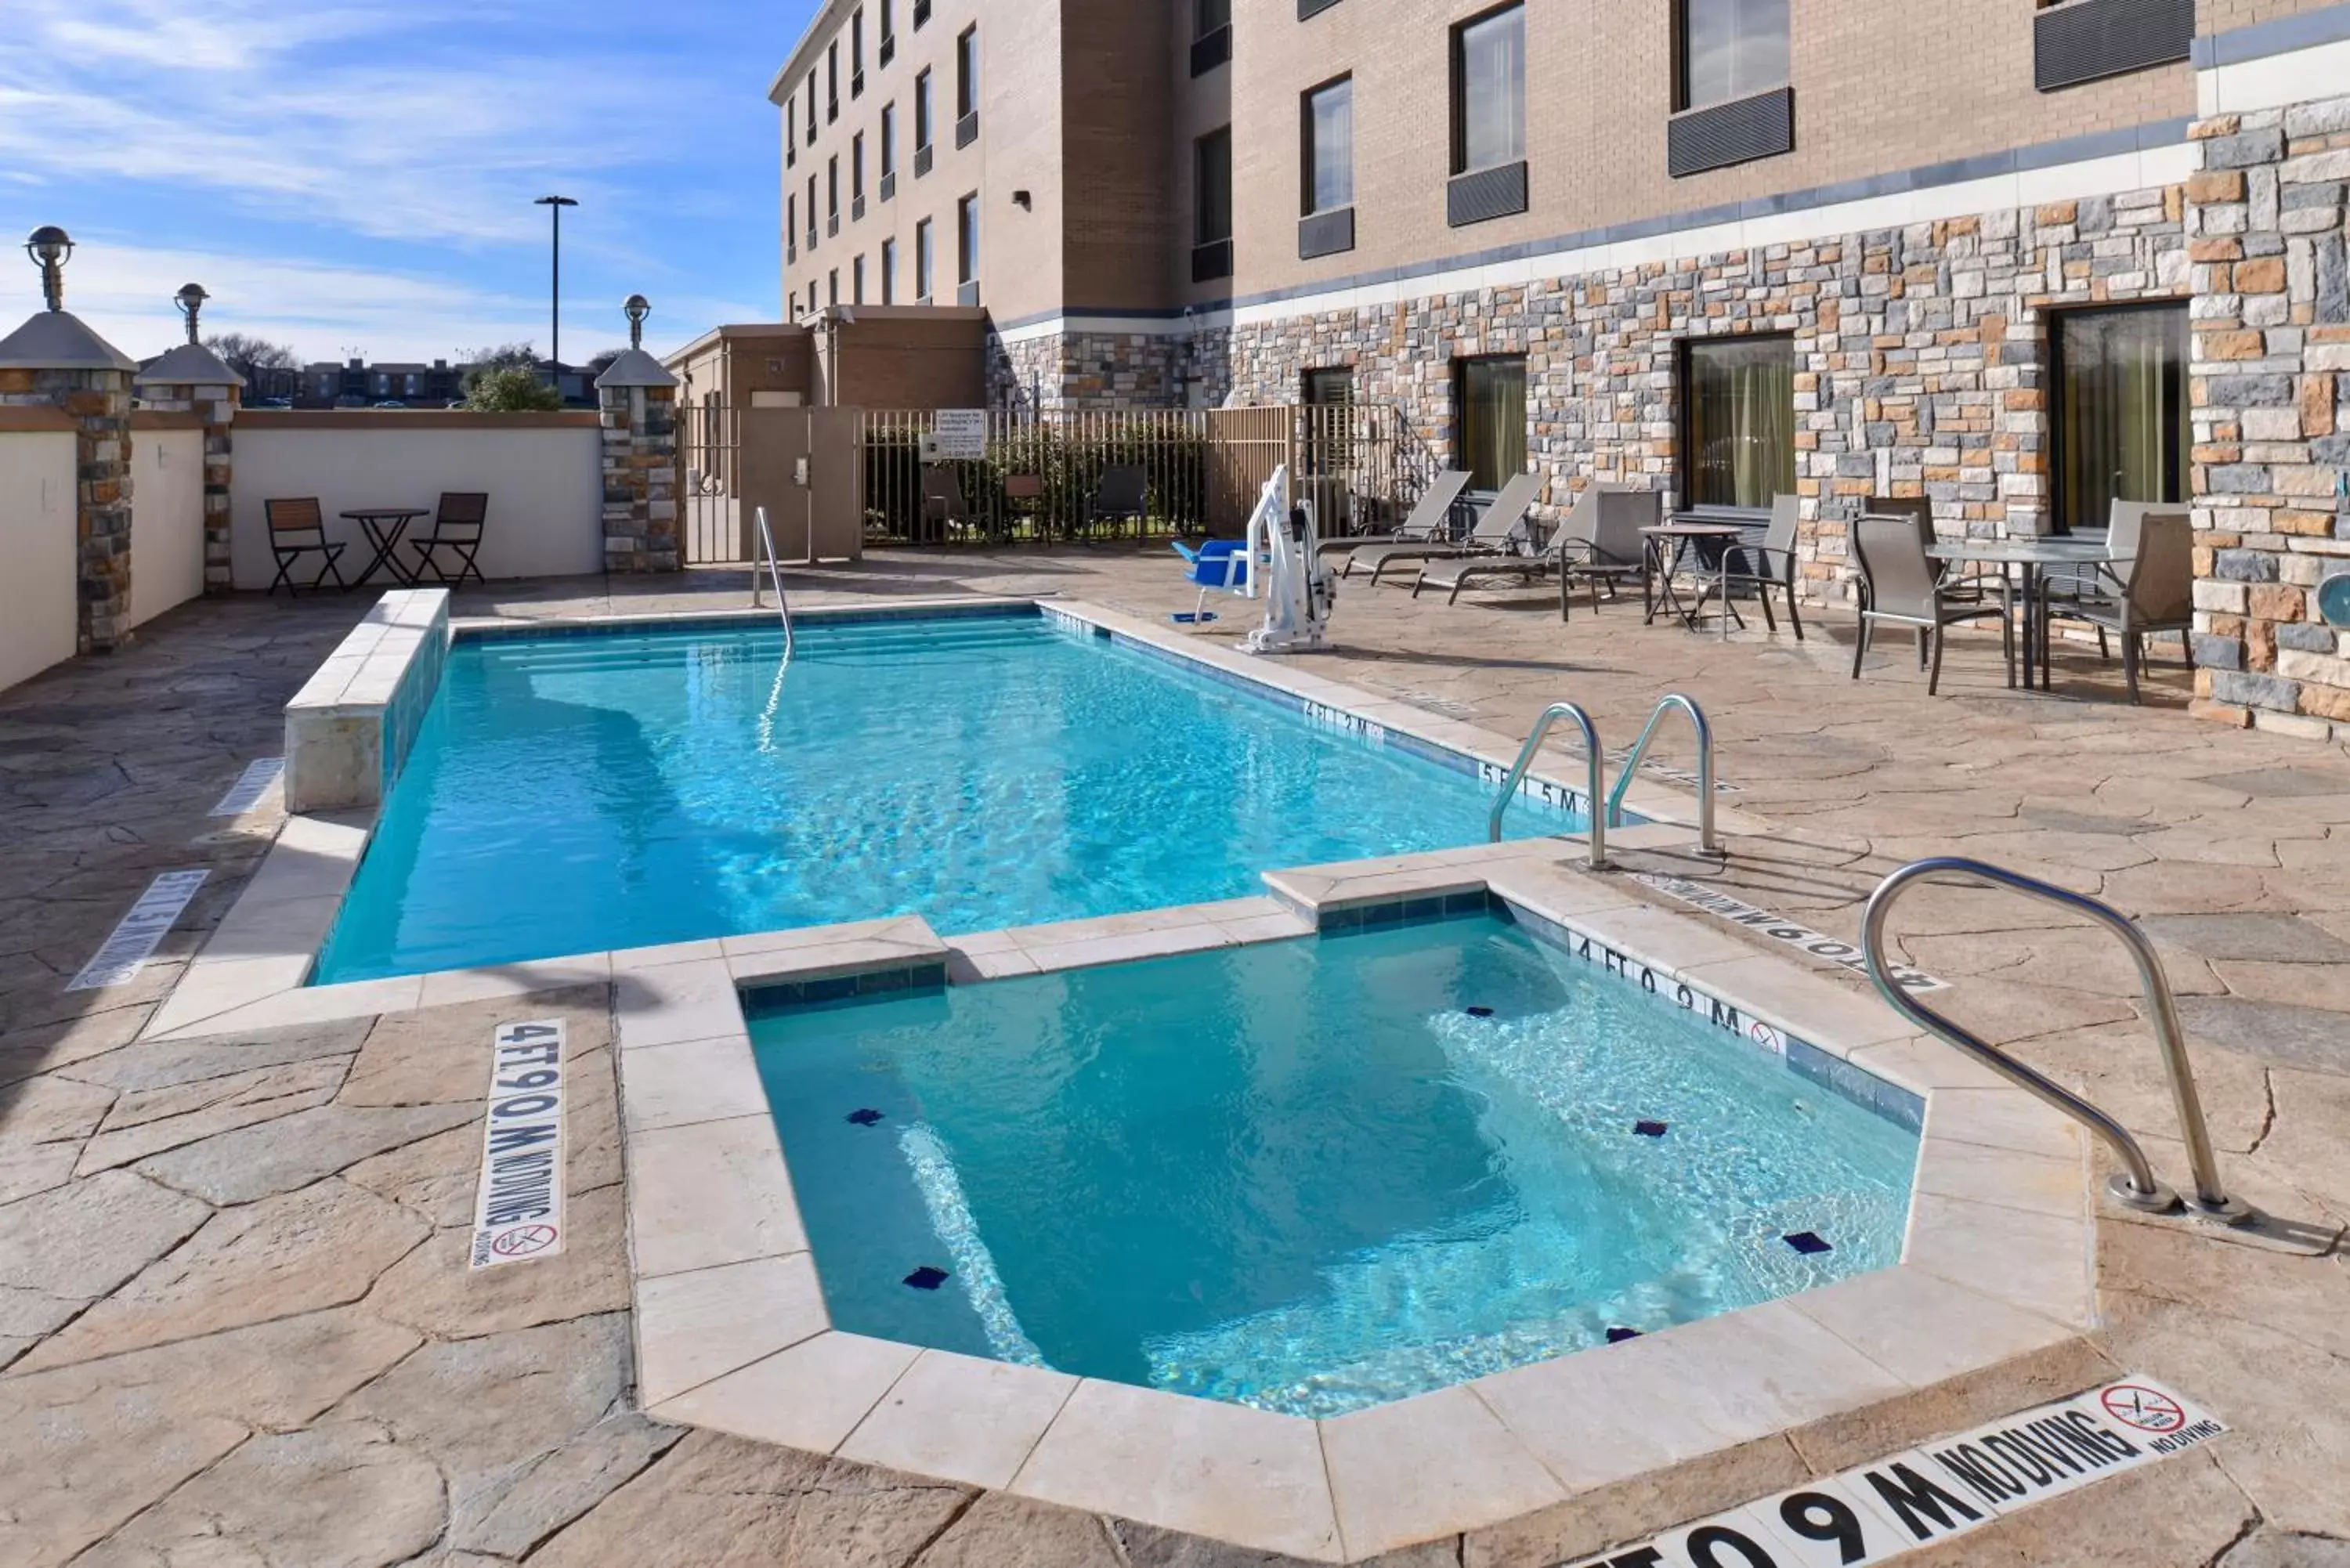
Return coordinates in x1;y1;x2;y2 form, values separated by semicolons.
1191;24;1232;76
1668;86;1795;179
1446;161;1528;227
1299;207;1356;260
2034;0;2193;91
1192;239;1235;283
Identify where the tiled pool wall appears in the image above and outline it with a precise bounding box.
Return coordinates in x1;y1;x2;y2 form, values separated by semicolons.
1039;604;1610;820
282;587;453;815
1292;889;1925;1135
381;605;447;797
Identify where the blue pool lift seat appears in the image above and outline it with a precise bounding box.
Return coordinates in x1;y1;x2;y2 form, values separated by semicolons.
1172;538;1251;623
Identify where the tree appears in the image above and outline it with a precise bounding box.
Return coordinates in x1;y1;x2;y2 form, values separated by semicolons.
204;332;301;383
584;346;628;378
461;366;566;413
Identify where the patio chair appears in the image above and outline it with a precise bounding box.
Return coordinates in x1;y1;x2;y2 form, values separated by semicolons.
264;497;347;598
1867;494;2000;605
1003;473;1045;542
2044;500;2171;656
1556;488;1658;622
1082;463;1150;540
920;464;971;543
409;492;489;588
1350;472;1543;587
1849;513;2012;696
1319;469;1472;564
1715;493;1806;641
2054;512;2193;703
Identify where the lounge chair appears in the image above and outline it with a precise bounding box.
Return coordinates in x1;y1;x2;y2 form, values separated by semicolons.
1556;488;1658;622
2052;511;2193;703
1170;538;1249;622
1318;470;1472;565
1352;472;1544;587
1849;513;2013;696
1415;477;1607;604
264;497;347;598
1715;493;1805;640
409;492;489;588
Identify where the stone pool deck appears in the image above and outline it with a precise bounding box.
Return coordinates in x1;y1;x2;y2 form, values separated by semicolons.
3;551;2348;1566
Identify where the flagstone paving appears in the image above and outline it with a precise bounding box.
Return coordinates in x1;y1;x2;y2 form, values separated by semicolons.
3;553;2348;1566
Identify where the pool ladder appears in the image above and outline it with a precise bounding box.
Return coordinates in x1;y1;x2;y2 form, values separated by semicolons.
751;505;796;662
1862;858;2255;1227
1489;693;1720;863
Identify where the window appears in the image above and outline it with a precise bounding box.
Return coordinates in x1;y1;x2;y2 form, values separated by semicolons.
826;40;840;121
851;8;866;92
852;132;866;203
1457;356;1528;492
958;192;979;286
789;289;799;317
805;77;818;141
915;218;935;299
786;192;797;259
1303;368;1353;405
853;253;867;304
826;154;840;233
881;103;898;176
1675;0;1788;110
1197;0;1230;33
1194;126;1234;280
1451;4;1524;175
806;174;818;247
2034;0;2193;92
913;0;930;28
880;0;896;63
828;269;839;307
1302;77;1353;214
956;27;978;117
2052;305;2188;535
881;237;898;304
1196;128;1232;244
1192;0;1232;74
916;70;933;149
1681;335;1795;511
786;95;797;167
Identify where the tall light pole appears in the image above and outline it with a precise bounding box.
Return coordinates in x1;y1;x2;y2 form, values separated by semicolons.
534;195;578;392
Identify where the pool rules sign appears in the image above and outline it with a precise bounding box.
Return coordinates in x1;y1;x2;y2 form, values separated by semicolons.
1561;1378;2225;1567
469;1021;568;1268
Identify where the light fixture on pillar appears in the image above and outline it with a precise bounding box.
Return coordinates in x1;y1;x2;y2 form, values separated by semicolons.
26;226;73;312
174;283;209;344
624;293;651;349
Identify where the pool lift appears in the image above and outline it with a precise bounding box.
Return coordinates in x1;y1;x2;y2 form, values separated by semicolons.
1238;464;1336;656
753;505;796;750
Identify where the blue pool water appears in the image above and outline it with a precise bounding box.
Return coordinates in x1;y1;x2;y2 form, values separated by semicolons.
750;914;1919;1417
313;612;1586;984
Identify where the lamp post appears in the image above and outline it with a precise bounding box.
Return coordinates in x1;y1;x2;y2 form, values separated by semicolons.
174;283;208;345
25;226;73;312
534;195;579;393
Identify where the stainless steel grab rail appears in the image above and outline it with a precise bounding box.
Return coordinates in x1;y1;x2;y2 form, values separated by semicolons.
751;505;795;662
1489;703;1606;869
1861;857;2253;1225
1607;693;1719;854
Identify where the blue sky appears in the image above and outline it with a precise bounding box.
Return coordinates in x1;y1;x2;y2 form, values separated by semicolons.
0;0;815;366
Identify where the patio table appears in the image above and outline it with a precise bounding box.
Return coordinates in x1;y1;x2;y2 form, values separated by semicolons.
1643;521;1752;640
1925;537;2125;692
342;508;429;589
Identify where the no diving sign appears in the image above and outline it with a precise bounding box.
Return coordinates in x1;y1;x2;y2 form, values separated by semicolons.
469;1020;568;1269
1562;1378;2225;1566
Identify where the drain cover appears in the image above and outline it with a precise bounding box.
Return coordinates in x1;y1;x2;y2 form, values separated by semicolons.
1606;1327;1643;1344
846;1108;885;1126
903;1266;949;1290
1633;1120;1668;1137
1782;1231;1832;1255
1465;1006;1495;1018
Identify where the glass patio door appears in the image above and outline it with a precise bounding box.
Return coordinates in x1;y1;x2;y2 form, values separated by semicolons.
2055;306;2188;535
1683;336;1794;511
1458;356;1527;491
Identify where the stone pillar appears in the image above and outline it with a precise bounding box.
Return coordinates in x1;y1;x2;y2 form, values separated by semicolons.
594;296;682;573
2183;102;2350;742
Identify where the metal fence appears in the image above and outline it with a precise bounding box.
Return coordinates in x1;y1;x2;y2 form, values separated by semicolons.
681;398;746;564
857;403;1433;545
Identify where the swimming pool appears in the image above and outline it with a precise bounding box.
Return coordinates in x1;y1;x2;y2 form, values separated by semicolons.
313;609;1589;984
749;910;1919;1418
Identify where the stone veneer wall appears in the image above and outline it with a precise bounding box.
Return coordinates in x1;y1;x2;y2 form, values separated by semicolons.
0;366;136;650
1220;189;2192;598
598;385;681;573
2182;96;2350;742
988;329;1220;411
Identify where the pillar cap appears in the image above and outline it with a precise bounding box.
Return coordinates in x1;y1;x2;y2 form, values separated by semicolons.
594;348;678;389
0;308;137;373
135;341;247;388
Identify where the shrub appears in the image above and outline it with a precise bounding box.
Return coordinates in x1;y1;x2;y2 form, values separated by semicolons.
461;367;566;413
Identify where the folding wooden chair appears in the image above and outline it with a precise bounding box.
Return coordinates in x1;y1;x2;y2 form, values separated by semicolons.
265;497;347;598
410;493;489;588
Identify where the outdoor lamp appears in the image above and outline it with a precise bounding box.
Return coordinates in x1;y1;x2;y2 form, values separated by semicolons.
175;283;209;343
624;293;651;349
25;226;72;311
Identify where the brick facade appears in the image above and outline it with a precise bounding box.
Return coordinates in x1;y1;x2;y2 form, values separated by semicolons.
2183;93;2350;739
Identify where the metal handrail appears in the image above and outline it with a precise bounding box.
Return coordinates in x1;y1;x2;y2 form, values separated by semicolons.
1490;703;1607;869
751;505;795;662
1607;693;1719;854
1861;857;2253;1225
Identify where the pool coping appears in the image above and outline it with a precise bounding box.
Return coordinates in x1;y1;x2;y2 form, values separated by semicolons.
607;844;2098;1564
135;594;1743;1042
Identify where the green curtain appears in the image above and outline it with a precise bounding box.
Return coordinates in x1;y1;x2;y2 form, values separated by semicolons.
2058;307;2186;535
1687;338;1794;509
1460;358;1528;491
